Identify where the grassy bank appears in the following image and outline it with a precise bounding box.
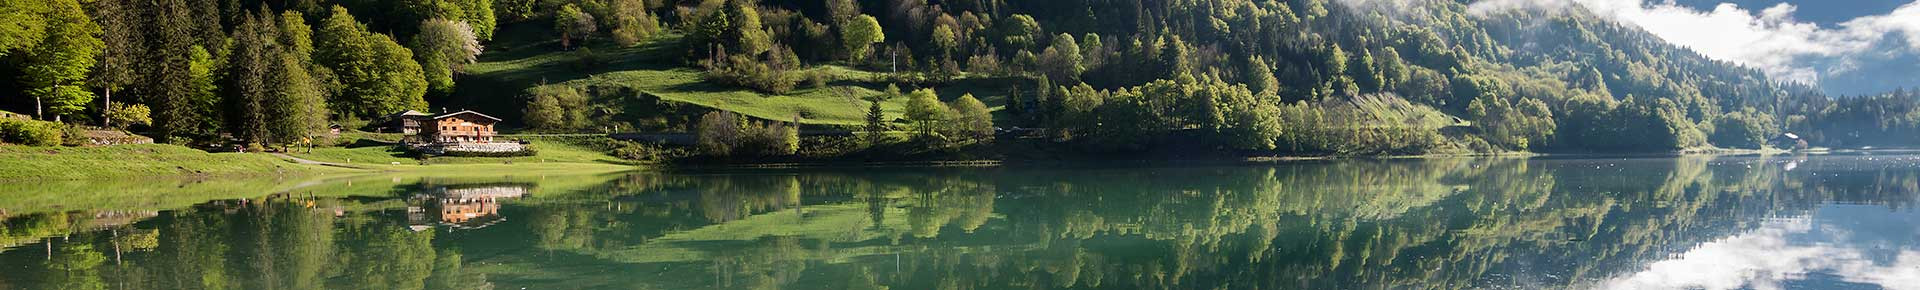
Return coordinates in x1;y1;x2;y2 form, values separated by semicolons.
0;144;357;180
290;135;632;166
0;133;643;180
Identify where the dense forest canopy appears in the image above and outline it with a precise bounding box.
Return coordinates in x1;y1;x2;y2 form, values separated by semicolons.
2;0;1918;153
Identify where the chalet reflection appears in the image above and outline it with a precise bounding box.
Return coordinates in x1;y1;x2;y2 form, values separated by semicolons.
407;185;530;231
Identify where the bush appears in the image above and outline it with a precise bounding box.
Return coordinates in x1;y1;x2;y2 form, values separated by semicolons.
569;47;604;71
609;140;688;162
799;135;868;158
704;55;801;94
106;102;152;129
694;111;799;158
806;70;828;89
0;119;65;146
702;45;804;94
740;120;798;156
696;112;742;156
60;125;87;147
522;85;590;130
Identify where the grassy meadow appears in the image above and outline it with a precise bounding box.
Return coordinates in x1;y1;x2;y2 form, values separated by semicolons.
452;24;1014;129
0;144;357;180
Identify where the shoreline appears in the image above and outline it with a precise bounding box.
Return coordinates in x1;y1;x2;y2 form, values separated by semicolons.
0;142;1827;181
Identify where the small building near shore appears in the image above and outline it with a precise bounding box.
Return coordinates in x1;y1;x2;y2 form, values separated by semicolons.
422;110;501;144
382;110;432;137
384;109;525;155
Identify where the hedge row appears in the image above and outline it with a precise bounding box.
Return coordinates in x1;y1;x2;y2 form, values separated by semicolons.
0;119;64;146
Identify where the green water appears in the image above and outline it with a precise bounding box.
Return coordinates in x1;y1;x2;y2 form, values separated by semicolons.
3;154;1919;289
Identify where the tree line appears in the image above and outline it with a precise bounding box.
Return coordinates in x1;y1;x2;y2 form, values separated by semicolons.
1;0;494;145
7;0;1920;153
657;0;1916;153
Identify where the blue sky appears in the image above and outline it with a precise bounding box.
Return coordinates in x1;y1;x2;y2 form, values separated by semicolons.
1471;0;1920;95
1671;0;1910;26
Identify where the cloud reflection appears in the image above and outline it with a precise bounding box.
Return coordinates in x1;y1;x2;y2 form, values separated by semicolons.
1601;205;1920;290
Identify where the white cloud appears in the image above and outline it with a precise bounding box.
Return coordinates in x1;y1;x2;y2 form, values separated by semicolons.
1597;214;1920;290
1467;0;1920;87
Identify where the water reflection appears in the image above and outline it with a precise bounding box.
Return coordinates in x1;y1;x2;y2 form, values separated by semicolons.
407;184;532;231
1601;205;1920;289
2;154;1919;289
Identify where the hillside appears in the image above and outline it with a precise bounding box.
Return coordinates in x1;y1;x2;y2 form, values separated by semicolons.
448;23;1020;129
438;0;1826;153
5;0;1918;158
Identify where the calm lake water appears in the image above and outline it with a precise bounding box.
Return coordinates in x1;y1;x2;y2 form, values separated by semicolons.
3;154;1920;289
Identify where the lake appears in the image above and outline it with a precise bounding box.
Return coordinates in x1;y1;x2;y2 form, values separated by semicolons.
3;153;1919;289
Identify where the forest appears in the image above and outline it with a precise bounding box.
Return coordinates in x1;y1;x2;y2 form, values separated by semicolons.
4;0;1920;157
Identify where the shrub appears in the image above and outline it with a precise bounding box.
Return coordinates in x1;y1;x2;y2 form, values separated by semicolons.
806;70;828;89
61;125;87;147
0;119;65;146
694;111;799;158
610;140;658;161
106;102;152;129
523;85;590;130
696;111;742;156
799;135;867;158
702;45;804;94
569;47;604;71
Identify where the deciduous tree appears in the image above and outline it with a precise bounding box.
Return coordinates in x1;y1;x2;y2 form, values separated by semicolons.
413;19;483;95
13;0;102;121
315;6;428;119
948;93;993;141
904;88;948;136
554;4;596;49
840;15;884;62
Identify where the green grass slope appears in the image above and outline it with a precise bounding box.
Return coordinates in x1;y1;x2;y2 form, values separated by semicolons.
0;144;351;180
453;23;1014;129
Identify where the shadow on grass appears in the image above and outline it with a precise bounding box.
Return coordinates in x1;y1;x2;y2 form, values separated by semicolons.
447;35;689;127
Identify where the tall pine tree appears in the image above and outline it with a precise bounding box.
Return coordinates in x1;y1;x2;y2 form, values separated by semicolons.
267;10;329;143
88;0;143;128
224;11;273;143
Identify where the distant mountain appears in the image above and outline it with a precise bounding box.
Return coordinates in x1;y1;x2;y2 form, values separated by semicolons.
1558;0;1919;96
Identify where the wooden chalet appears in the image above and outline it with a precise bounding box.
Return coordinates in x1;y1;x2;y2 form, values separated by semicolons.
422;110;502;144
384;109;523;154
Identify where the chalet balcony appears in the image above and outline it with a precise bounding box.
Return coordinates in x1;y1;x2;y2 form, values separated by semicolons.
432;131;495;137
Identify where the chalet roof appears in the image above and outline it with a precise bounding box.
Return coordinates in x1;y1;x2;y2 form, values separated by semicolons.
389;110;432;117
432;110;503;122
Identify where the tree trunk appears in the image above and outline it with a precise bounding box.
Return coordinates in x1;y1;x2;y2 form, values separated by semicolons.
103;88;112;128
34;96;43;120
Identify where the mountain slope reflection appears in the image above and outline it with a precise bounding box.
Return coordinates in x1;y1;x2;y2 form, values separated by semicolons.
1;154;1918;289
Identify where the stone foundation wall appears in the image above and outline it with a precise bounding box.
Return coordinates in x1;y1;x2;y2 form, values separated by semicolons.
414;142;526;155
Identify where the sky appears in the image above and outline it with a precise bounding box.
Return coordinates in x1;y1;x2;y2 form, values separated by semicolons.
1669;0;1911;26
1470;0;1920;96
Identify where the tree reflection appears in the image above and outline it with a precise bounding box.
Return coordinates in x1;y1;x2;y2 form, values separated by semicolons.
2;155;1918;289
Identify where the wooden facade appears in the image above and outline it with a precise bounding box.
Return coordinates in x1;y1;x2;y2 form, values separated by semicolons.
422;111;501;143
387;110;503;144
